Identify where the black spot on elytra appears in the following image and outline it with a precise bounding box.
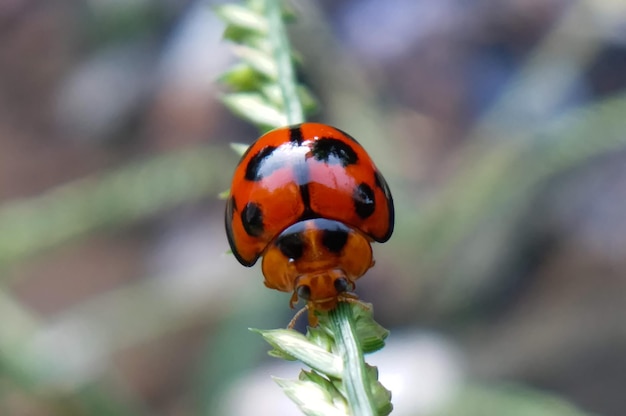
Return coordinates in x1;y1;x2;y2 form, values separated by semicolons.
275;232;305;260
311;138;358;167
289;125;304;144
245;146;277;181
353;183;375;218
321;227;349;253
241;202;264;237
298;184;316;220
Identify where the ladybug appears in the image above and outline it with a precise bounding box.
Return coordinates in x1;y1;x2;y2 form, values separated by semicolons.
225;122;394;323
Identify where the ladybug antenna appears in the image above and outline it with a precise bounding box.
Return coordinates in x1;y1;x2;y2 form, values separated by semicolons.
288;305;309;329
338;296;371;314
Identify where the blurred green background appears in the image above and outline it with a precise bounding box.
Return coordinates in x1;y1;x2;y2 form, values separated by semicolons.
1;0;626;415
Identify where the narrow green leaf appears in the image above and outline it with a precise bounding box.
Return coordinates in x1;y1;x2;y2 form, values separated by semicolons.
316;303;389;354
260;83;284;107
222;25;261;44
280;1;297;22
306;325;334;352
253;329;343;378
214;4;268;34
232;45;278;79
217;189;230;200
221;93;287;128
365;365;393;416
219;64;266;92
300;370;347;406
299;370;333;389
351;303;389;353
229;142;251;156
268;348;298;361
274;377;348;416
242;0;266;14
259;81;317;113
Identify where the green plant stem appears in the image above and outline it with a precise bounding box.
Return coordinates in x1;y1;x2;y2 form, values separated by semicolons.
329;302;376;416
266;0;305;125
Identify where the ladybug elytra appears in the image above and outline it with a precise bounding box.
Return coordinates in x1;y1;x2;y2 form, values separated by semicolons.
225;123;394;323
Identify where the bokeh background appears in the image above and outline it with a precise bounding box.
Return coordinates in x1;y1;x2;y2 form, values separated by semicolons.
2;0;626;415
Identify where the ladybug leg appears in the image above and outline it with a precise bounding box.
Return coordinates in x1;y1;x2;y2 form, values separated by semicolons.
289;290;299;309
307;308;319;327
288;305;309;329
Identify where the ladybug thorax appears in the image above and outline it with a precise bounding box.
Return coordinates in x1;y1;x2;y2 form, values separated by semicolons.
261;218;374;311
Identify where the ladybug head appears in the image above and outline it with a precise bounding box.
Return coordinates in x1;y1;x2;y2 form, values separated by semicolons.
261;218;374;313
290;269;355;311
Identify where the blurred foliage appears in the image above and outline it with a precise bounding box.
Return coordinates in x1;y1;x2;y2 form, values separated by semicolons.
431;383;594;416
406;91;626;312
0;147;236;271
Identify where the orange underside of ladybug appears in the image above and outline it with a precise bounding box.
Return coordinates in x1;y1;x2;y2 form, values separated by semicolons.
225;123;394;323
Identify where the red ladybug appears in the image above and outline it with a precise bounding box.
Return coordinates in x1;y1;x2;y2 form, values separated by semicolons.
225;123;394;321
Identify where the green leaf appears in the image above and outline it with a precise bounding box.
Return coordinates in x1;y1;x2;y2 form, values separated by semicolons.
306;325;334;352
217;189;230;200
300;370;349;413
222;25;261;44
317;303;389;354
274;377;348;416
260;80;317;114
219;64;266;92
221;93;287;128
214;4;268;34
229;142;250;157
351;303;389;353
365;365;393;416
253;329;343;378
260;83;284;107
299;370;345;405
232;45;278;79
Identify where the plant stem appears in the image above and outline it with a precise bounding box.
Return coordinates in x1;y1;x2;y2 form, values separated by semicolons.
266;0;305;125
329;302;376;416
